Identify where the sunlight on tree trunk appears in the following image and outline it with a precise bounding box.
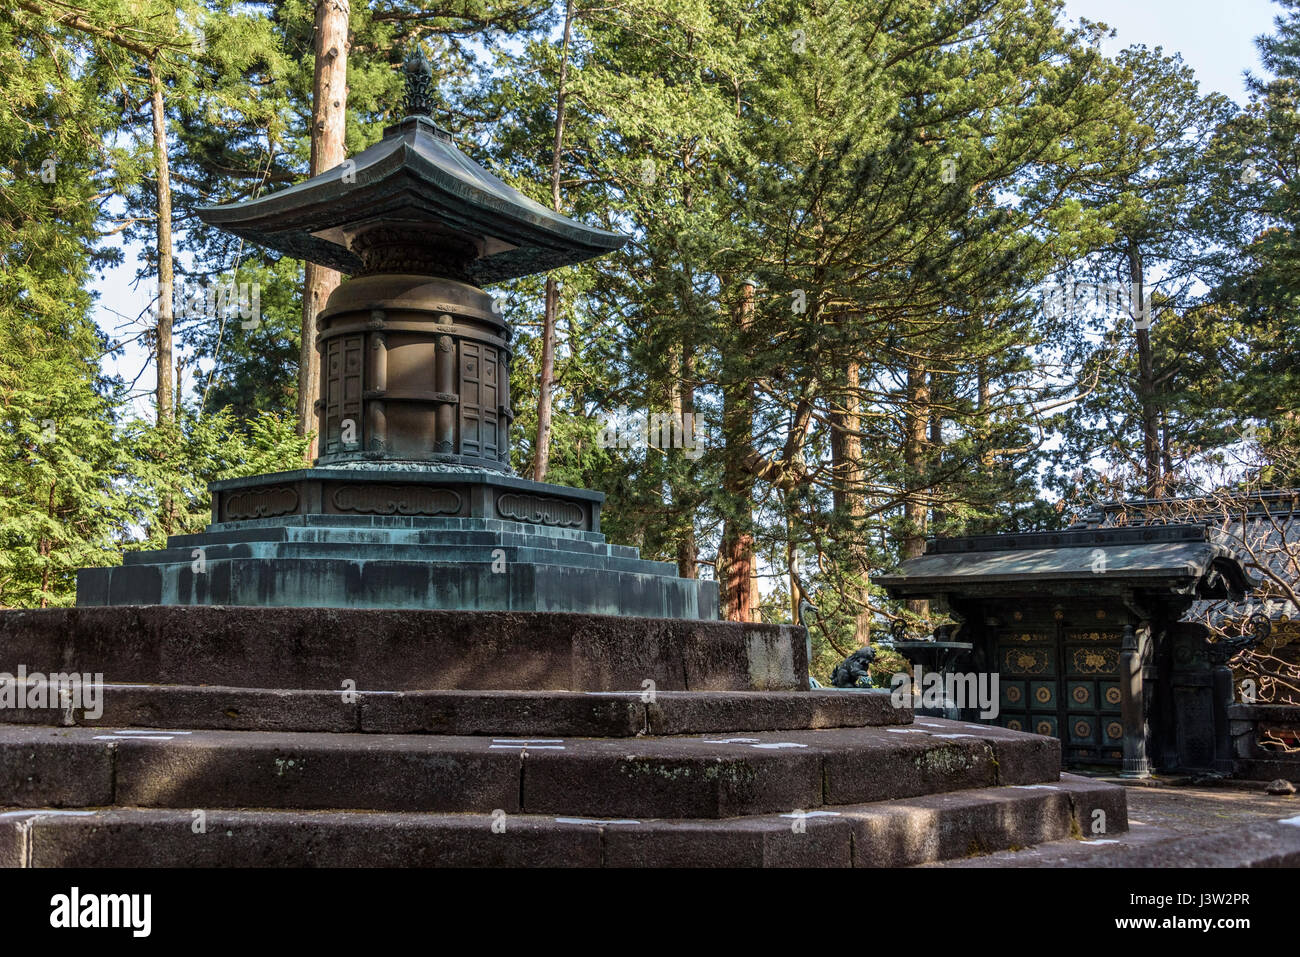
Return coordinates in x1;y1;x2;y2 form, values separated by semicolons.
297;0;350;462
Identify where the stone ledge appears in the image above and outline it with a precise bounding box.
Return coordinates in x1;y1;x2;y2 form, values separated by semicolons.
0;720;1060;819
0;607;798;691
0;686;906;736
0;776;1128;867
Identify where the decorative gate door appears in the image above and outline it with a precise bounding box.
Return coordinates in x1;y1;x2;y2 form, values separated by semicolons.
994;622;1124;766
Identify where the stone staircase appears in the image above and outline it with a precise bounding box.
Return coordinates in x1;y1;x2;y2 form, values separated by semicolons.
0;607;1128;867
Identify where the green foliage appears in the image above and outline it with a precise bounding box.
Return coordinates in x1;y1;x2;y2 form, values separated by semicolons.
0;6;137;607
0;362;133;607
6;0;1300;620
123;409;308;547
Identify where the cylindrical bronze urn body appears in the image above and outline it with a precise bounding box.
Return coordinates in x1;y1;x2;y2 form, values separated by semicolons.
313;272;513;471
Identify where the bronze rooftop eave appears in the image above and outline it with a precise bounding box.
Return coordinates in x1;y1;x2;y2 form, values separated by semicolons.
877;524;1259;603
196;115;626;283
196;44;626;286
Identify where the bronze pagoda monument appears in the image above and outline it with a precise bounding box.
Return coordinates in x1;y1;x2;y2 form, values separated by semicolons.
77;50;717;619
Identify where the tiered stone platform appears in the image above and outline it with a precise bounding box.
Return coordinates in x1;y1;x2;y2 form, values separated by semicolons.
0;607;1127;867
76;469;717;619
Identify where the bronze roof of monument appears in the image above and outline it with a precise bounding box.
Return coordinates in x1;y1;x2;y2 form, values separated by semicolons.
196;52;626;284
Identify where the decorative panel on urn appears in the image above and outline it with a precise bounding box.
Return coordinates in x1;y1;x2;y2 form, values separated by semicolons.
459;341;499;460
325;335;365;453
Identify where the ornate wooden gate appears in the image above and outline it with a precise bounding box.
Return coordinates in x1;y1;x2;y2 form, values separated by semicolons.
995;623;1124;766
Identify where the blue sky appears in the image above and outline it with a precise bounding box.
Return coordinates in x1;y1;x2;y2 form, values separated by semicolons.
98;0;1287;419
1063;0;1277;99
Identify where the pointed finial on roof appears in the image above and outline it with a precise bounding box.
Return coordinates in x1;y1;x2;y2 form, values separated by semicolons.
401;44;433;118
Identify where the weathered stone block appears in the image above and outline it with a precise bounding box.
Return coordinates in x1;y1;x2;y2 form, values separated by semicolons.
0;607;804;691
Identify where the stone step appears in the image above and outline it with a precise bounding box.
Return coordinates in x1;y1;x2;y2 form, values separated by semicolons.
0;720;1059;818
0;608;795;691
0;685;907;736
0;774;1123;867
